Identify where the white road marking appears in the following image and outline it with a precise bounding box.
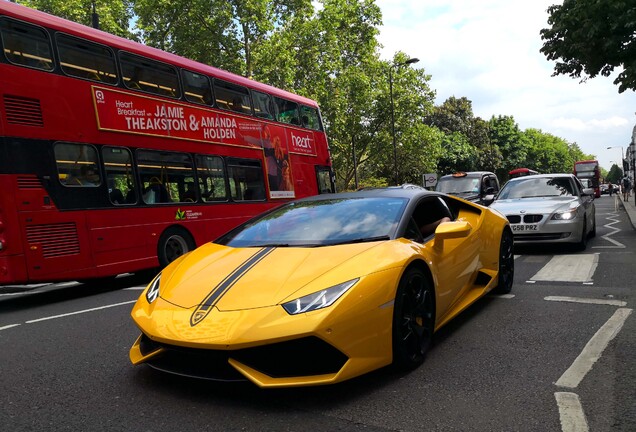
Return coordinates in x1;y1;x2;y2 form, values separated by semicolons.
493;294;515;299
0;324;21;331
545;296;627;307
530;254;598;283
555;392;589;432
592;212;625;249
25;300;137;324
526;280;536;284
123;286;146;290
555;308;632;388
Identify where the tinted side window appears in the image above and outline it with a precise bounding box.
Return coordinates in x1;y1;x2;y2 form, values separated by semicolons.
102;146;136;205
274;97;300;125
227;158;266;201
300;105;323;131
214;79;251;114
54;142;101;187
195;155;228;202
0;17;53;71
119;52;180;98
136;150;194;204
57;33;117;84
252;90;275;120
181;69;213;105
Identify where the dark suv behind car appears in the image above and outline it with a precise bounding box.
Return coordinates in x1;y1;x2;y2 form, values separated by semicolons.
435;171;500;206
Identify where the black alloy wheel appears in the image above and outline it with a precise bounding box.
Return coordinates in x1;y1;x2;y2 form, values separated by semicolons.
495;229;514;294
392;267;435;370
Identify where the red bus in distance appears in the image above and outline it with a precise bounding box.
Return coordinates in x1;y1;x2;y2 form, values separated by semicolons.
573;160;601;198
0;2;334;285
508;168;539;179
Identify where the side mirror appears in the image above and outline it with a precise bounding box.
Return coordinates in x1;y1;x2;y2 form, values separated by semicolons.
433;221;471;251
482;194;496;206
582;187;594;196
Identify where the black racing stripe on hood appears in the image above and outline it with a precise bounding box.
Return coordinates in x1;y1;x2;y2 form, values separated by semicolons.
190;247;274;327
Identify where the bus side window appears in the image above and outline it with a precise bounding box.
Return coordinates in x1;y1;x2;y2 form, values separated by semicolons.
102;146;136;205
182;69;213;105
227;158;266;202
252;90;275;120
0;17;54;71
56;33;118;85
137;149;194;204
273;97;300;126
119;51;180;98
196;155;228;202
213;79;251;115
54;143;101;187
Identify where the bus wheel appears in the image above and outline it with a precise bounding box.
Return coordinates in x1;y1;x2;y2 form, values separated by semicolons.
157;227;196;268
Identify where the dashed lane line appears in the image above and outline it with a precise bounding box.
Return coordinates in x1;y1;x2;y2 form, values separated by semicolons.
555;392;589;432
0;324;21;331
555;307;632;389
25;300;137;324
545;296;627;307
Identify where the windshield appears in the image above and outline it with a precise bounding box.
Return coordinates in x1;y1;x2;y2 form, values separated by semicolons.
436;177;480;194
218;197;408;247
497;177;575;199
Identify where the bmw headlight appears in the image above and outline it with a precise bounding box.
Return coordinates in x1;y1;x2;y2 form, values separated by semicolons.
551;208;578;220
282;278;359;315
145;274;161;304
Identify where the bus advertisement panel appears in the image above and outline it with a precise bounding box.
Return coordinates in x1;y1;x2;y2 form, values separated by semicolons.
0;2;334;285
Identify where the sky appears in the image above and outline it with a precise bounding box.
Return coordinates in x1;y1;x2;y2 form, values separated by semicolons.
375;0;636;172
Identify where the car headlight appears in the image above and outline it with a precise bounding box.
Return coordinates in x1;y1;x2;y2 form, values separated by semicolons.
551;208;578;220
282;278;359;315
145;274;161;304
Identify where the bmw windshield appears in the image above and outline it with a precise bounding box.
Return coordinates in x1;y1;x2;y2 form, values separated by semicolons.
497;177;575;199
218;197;408;247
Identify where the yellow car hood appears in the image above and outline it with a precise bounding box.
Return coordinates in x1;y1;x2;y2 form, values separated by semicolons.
158;242;383;310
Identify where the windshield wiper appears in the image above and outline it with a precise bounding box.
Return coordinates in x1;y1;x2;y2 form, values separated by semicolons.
324;235;390;246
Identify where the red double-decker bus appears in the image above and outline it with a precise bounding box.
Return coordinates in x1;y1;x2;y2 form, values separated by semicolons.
0;2;334;285
573;160;601;198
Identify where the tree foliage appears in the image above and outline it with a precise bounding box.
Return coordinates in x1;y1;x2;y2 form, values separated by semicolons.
20;0;135;38
540;0;636;93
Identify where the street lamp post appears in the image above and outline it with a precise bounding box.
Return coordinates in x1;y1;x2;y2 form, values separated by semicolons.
607;146;625;170
389;57;419;185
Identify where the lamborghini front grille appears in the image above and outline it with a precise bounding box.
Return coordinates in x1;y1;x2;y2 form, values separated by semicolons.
142;335;349;381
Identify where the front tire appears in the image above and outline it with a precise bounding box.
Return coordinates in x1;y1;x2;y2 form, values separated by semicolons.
495;229;514;294
157;227;196;268
392;267;435;370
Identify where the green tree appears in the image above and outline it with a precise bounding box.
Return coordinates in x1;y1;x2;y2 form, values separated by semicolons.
20;0;135;38
132;0;312;77
488;115;529;179
606;164;623;183
540;0;636;93
523;128;574;174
